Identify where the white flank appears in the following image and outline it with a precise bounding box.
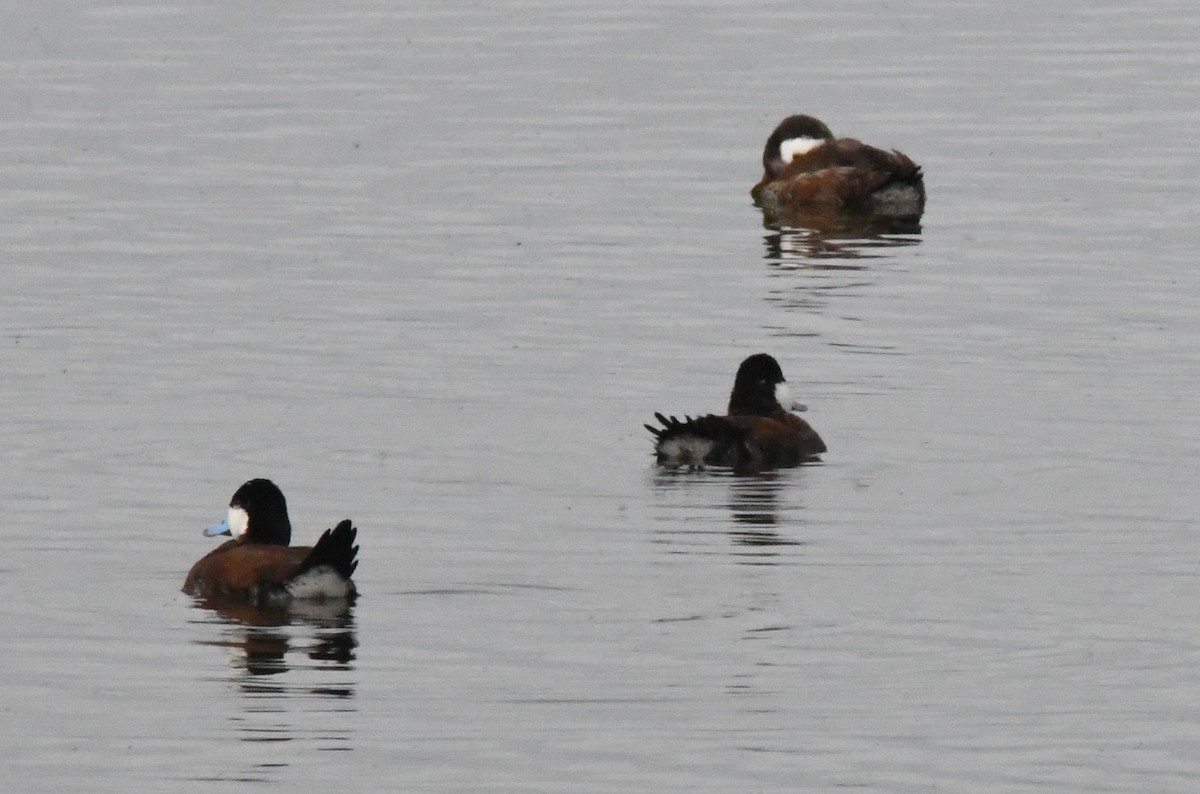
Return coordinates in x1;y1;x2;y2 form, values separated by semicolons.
778;136;823;162
227;506;250;539
659;436;715;467
285;566;353;600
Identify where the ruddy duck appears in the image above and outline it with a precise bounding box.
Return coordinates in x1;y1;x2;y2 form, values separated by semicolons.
645;353;826;472
751;114;925;222
183;478;359;604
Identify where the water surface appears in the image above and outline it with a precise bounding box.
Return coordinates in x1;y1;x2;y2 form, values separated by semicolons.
3;1;1200;791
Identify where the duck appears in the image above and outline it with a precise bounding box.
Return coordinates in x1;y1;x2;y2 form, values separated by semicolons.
645;353;826;472
751;114;925;223
183;478;359;605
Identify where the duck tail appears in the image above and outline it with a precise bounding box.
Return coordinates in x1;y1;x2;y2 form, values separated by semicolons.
288;520;359;599
866;152;924;219
645;413;748;469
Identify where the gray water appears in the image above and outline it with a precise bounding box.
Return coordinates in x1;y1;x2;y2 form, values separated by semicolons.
4;1;1200;791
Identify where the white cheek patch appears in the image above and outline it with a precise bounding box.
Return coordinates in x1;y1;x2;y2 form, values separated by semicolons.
775;381;807;412
227;506;250;539
774;381;793;408
779;136;823;162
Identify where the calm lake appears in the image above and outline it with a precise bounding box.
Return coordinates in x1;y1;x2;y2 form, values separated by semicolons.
4;1;1200;791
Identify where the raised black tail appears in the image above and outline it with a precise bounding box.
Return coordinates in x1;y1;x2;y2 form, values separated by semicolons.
297;519;359;583
645;413;751;469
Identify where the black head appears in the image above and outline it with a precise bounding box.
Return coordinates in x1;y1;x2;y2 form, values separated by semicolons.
204;478;293;545
728;353;790;416
762;114;835;177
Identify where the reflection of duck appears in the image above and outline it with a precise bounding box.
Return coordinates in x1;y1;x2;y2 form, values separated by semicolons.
765;226;859;262
727;476;810;550
752;114;925;229
184;479;359;606
729;476;779;528
646;354;825;473
192;593;357;628
192;600;358;676
763;224;922;267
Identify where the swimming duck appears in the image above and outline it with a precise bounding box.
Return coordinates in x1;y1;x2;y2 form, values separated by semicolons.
752;114;925;222
646;353;826;472
183;478;358;604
